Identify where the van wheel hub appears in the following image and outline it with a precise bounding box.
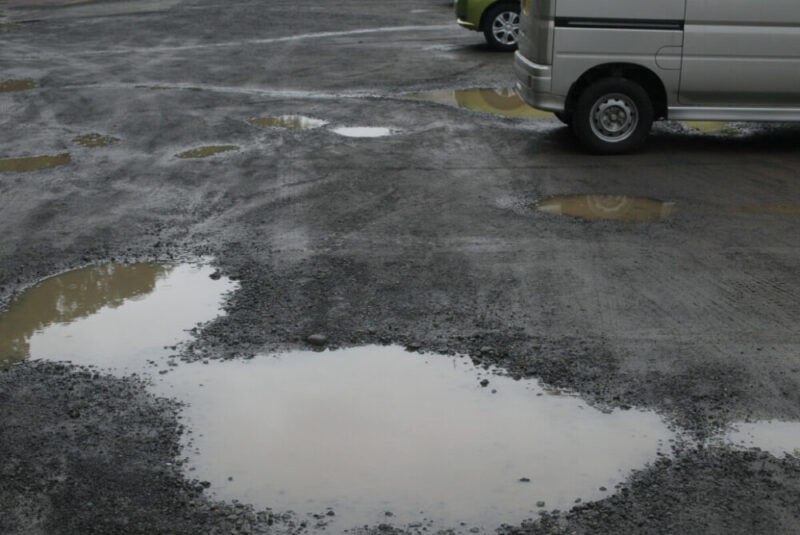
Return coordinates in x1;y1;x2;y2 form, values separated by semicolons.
590;94;639;143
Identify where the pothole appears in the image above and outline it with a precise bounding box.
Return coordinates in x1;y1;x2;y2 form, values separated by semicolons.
155;346;674;531
0;79;37;93
403;88;552;119
1;264;676;532
249;115;328;129
332;126;396;138
176;145;239;159
0;263;235;370
535;195;675;223
73;133;120;147
0;153;71;172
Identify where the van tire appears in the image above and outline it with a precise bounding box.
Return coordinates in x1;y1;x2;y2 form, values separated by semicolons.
482;3;520;51
572;78;653;154
554;112;571;125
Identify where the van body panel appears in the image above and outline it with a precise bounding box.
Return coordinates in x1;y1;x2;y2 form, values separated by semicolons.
554;0;685;22
518;0;555;65
551;28;683;103
680;0;800;106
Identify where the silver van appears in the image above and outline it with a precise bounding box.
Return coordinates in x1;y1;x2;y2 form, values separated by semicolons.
514;0;800;153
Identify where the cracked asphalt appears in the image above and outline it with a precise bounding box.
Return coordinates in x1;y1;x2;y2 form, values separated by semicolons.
2;0;800;533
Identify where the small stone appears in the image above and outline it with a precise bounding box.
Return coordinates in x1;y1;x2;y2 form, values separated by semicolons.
470;528;480;533
209;271;222;280
307;333;328;346
406;342;421;351
519;477;530;483
326;510;335;516
480;379;489;387
536;501;546;508
384;511;393;517
599;486;607;491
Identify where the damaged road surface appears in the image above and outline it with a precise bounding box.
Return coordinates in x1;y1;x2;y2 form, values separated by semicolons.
2;0;800;533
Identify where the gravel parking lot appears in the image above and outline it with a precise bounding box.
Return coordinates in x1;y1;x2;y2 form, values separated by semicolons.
2;0;800;533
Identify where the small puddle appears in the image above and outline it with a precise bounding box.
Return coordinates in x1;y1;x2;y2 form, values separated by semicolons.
535;195;675;223
0;79;37;93
73;133;120;147
0;263;235;371
0;153;70;173
724;421;800;458
157;346;674;531
683;121;738;135
403;88;552;119
249;115;327;129
332;126;395;138
176;145;239;159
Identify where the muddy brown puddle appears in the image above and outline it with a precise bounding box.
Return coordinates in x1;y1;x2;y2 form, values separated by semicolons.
0;263;235;370
0;263;683;532
536;195;675;223
176;145;239;159
0;79;36;92
249;115;327;129
73;133;120;147
0;153;70;172
403;88;553;119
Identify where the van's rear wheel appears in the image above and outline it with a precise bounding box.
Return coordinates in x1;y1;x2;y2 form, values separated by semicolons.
572;78;653;154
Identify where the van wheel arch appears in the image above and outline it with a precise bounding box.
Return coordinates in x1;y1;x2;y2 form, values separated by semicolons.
565;64;668;121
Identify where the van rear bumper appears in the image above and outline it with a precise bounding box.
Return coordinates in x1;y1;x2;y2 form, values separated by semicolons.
514;51;565;113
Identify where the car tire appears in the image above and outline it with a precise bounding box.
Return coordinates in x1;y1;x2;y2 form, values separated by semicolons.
482;3;520;51
554;112;571;125
571;78;654;154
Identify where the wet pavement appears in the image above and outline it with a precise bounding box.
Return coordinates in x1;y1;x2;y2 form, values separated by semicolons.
2;0;800;534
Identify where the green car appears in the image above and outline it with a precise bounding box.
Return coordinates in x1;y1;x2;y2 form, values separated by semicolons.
455;0;520;51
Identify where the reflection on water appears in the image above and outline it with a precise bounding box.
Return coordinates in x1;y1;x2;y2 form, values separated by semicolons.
332;126;395;138
403;88;553;119
724;421;800;458
157;346;673;531
0;263;234;370
536;195;675;223
249;115;327;129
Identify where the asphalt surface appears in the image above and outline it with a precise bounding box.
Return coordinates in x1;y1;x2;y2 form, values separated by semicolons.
2;0;800;533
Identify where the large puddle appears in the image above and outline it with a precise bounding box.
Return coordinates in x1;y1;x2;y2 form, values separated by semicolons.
155;346;674;531
535;195;675;223
0;263;677;531
403;88;552;119
0;263;235;370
